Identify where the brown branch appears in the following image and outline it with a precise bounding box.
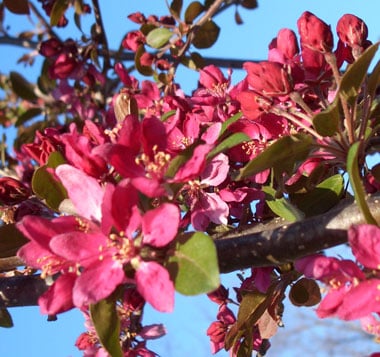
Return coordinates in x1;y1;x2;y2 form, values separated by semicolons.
1;195;379;307
0;35;256;70
215;194;380;273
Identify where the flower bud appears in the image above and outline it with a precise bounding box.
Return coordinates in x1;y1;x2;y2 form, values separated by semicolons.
297;11;334;53
336;14;368;57
39;38;63;57
0;177;30;205
243;61;293;97
274;28;299;60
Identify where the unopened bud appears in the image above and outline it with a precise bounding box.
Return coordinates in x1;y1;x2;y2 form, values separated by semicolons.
114;92;138;122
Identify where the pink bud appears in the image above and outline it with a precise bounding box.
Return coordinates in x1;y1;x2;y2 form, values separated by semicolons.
243;61;293;97
337;14;368;48
297;11;334;53
275;28;299;60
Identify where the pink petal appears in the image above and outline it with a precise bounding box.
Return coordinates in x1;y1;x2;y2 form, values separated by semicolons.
173;144;211;182
56;164;104;221
139;324;167;340
50;231;106;266
337;280;380;320
348;224;380;269
316;288;346;318
142;203;179;247
135;261;174;312
39;273;76;315
73;257;125;307
201;153;229;186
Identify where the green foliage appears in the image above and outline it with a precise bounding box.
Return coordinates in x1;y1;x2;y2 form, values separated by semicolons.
9;72;37;101
90;298;123;357
236;134;313;180
312;97;340;137
32;152;68;210
0;308;13;328
192;20;220;49
0;224;28;258
185;1;204;23
50;0;70;26
146;28;173;49
347;142;377;224
339;43;379;106
166;232;220;295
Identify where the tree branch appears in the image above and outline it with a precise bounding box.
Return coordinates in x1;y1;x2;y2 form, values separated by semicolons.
215;194;380;273
1;195;379;308
0;35;256;70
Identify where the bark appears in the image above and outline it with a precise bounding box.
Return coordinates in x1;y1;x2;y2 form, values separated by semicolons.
1;194;379;307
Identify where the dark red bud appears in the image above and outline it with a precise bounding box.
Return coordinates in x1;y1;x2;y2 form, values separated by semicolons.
337;14;368;48
297;11;334;53
0;177;30;205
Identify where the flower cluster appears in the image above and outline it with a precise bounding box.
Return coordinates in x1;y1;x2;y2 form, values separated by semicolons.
0;6;378;356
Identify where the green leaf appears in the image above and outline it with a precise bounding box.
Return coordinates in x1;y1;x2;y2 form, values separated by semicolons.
50;0;70;26
339;42;379;105
90;298;123;357
135;45;154;76
185;1;204;23
207;132;250;160
0;308;13;328
236;134;313;180
166;232;220;295
32;156;68;211
368;58;380;99
3;0;29;15
290;174;344;217
165;143;197;178
225;290;268;350
170;0;183;18
9;72;37;101
192;20;220;49
181;51;205;70
0;224;28;258
15;108;42;127
266;197;304;222
146;28;173;49
219;112;243;137
347;142;377;224
312;97;340;136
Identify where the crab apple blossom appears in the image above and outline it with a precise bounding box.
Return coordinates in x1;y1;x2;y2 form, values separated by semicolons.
1;3;380;357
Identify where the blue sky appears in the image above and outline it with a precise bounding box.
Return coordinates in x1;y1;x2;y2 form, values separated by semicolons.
1;1;380;356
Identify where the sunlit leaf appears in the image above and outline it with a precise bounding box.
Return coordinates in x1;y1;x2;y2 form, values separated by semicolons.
219;112;243;137
166;232;220;295
236;134;313;180
266;197;304;222
367;57;380;99
0;224;28;258
290;174;344;217
90;298;123;357
347;142;377;224
339;43;379;105
146;28;173;49
192;20;220;49
32;153;68;211
207;132;250;160
50;0;70;26
3;0;29;15
312;97;340;136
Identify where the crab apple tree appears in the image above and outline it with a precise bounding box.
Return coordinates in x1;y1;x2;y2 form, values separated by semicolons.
0;1;380;356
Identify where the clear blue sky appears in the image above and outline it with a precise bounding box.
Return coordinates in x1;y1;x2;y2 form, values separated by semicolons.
1;1;380;356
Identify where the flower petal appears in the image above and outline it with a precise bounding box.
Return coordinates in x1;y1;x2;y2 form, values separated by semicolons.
135;261;174;312
142;203;179;247
56;164;104;221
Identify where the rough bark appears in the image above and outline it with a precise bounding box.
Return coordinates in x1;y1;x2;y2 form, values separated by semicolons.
1;194;379;307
